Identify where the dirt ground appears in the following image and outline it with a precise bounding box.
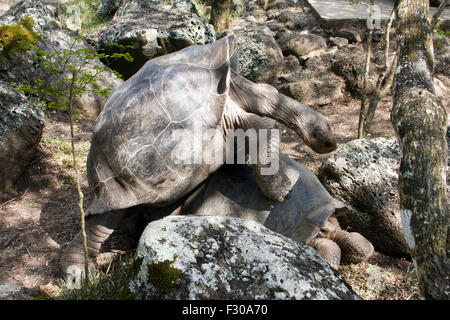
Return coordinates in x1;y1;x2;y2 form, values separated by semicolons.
0;71;448;299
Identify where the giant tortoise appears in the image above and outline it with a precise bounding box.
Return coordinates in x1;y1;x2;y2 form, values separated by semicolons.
61;35;338;286
179;153;374;269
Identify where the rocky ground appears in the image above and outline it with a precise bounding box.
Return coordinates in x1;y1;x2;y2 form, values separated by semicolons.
1;0;449;300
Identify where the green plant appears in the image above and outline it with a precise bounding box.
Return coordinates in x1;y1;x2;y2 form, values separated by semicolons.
22;33;133;289
434;27;450;48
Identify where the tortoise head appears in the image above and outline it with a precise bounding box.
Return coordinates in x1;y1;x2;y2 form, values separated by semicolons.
295;111;337;154
275;93;337;154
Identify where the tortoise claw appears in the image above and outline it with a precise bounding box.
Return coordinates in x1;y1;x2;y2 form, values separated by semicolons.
64;263;96;290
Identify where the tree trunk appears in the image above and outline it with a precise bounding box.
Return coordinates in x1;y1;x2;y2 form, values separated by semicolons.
392;0;449;299
210;0;232;32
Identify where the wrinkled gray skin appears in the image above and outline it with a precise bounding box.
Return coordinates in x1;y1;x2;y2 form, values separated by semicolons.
179;154;347;244
61;35;337;288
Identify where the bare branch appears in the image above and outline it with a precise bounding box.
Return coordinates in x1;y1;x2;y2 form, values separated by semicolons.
358;0;375;139
432;0;449;27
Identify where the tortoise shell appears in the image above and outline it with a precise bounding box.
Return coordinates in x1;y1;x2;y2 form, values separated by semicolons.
86;36;238;215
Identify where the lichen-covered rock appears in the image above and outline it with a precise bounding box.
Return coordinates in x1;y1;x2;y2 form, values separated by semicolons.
0;0;122;116
0;0;54;32
130;215;360;300
0;80;45;192
230;0;268;23
0;283;30;300
278;71;344;106
303;49;336;73
318;137;410;257
231;26;285;84
97;0;215;79
0;0;15;15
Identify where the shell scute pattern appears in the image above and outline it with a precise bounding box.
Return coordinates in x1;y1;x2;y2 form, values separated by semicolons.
86;37;236;214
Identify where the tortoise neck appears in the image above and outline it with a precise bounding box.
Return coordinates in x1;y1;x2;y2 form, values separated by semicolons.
229;70;310;137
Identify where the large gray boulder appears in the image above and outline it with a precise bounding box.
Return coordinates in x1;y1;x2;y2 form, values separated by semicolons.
0;0;123;117
129;215;359;300
97;0;215;79
0;81;45;192
318;137;410;257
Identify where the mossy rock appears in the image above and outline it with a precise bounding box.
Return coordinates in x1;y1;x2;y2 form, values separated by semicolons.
0;16;39;59
146;259;182;298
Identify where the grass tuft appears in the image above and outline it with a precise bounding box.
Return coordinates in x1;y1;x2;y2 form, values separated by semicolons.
57;254;142;300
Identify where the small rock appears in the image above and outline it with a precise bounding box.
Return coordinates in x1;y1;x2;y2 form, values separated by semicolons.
283;55;300;73
277;31;328;59
267;0;297;11
333;28;364;44
0;283;31;300
329;37;348;48
304;51;335;72
278;71;344;106
96;0;124;17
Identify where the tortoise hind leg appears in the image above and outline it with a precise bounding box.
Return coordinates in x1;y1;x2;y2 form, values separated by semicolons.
60;211;124;289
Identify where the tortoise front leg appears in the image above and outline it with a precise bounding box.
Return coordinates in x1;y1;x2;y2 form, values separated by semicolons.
60;212;124;289
251;122;291;202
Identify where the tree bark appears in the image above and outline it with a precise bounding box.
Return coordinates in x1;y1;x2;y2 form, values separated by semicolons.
392;0;449;299
210;0;232;32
